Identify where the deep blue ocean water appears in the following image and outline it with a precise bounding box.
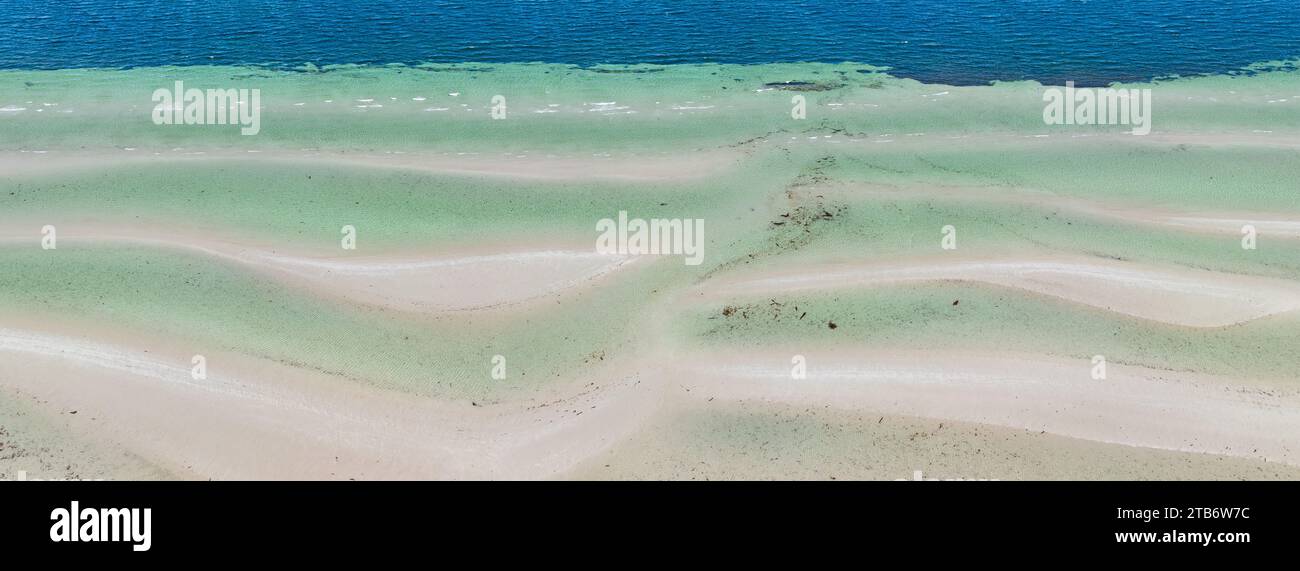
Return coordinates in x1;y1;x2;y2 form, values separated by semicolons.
2;0;1298;85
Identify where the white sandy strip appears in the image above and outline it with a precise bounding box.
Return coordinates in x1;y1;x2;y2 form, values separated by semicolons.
4;323;1291;476
0;148;739;182
701;257;1300;327
1014;198;1300;239
1156;216;1300;237
0;327;658;480
828;183;1300;239
1023;199;1300;239
778;131;1300;152
672;350;1300;466
0;227;636;311
247;249;638;311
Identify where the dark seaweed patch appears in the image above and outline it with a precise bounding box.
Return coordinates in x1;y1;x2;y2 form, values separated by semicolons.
764;80;840;92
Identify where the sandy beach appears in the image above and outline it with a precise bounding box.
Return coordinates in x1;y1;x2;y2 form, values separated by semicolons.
3;62;1300;481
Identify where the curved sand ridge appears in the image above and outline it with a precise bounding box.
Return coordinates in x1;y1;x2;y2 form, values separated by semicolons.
822;182;1300;239
0;225;636;312
699;256;1300;327
250;248;638;311
668;350;1300;467
0;148;742;182
4;323;1298;477
0;326;660;479
752;130;1300;155
1157;216;1300;237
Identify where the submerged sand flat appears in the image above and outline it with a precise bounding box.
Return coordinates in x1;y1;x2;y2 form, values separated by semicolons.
668;350;1300;465
6;322;1298;480
567;401;1300;481
2;62;1300;479
822;182;1300;239
698;256;1300;327
0;148;743;182
0;325;660;479
0;224;637;312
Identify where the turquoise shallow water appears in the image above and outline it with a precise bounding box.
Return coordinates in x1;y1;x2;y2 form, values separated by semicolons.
3;61;1299;155
1;59;1299;396
5;5;1300;483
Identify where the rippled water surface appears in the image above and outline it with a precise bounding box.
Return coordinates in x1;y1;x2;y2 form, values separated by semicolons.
2;0;1299;84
